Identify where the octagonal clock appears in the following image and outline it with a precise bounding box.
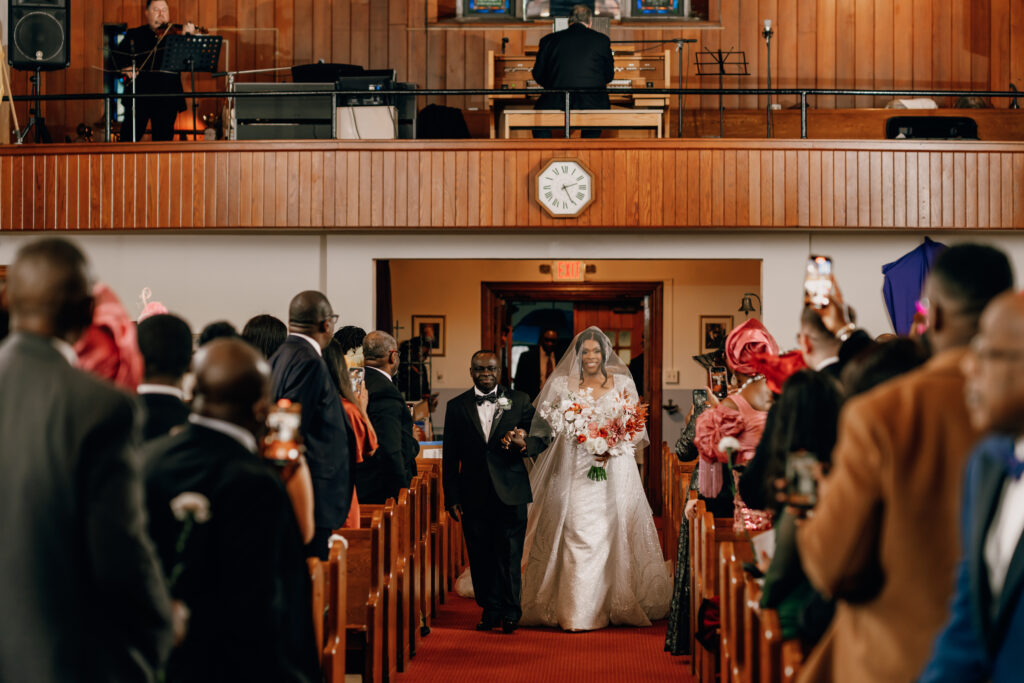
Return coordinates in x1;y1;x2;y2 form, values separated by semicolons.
534;158;595;218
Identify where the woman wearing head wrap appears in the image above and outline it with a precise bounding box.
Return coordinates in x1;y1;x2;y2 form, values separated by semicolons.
686;319;778;527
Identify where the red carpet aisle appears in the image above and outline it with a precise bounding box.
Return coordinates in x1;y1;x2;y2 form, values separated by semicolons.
401;593;696;683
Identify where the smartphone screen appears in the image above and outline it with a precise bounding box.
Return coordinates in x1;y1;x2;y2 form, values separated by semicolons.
709;366;728;400
805;255;833;309
692;388;708;409
785;450;819;507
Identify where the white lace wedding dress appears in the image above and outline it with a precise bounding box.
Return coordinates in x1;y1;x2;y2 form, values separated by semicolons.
519;374;673;630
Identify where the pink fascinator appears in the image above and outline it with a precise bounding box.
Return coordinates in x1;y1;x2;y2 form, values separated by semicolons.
724;319;779;376
137;287;168;323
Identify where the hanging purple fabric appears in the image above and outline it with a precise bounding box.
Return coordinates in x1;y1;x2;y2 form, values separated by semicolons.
882;237;947;335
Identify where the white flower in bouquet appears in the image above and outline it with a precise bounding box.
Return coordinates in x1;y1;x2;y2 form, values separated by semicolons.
170;492;211;524
584;436;610;456
718;436;741;454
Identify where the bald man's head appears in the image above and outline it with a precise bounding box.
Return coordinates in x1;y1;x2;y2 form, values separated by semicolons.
3;238;94;342
363;330;398;374
963;292;1024;435
192;338;271;435
287;290;335;349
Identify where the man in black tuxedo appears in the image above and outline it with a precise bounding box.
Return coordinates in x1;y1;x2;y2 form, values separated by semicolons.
513;328;564;401
442;351;538;633
270;291;353;559
0;238;173;682
144;338;320;683
531;4;613;138
358;330;419;503
137;313;193;440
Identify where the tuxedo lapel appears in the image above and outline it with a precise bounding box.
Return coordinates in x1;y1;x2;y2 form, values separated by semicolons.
463;392;487;443
486;389;510;443
970;442;1012;637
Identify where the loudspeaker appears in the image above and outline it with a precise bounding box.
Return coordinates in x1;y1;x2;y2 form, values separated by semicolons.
8;0;69;71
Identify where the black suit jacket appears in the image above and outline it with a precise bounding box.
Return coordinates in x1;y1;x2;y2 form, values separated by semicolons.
270;336;354;529
0;332;173;683
442;386;538;508
358;367;419;503
532;22;614;110
137;391;190;441
116;26;187;111
144;423;320;683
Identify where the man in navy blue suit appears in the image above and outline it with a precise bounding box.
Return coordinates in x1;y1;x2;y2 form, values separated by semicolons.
270;291;353;559
920;292;1024;682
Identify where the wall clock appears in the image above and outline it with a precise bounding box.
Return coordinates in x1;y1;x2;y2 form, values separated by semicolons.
534;158;595;218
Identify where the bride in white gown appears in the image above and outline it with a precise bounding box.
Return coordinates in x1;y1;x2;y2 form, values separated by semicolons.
517;327;672;631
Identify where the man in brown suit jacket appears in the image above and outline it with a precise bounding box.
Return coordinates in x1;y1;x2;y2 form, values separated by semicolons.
797;243;1013;683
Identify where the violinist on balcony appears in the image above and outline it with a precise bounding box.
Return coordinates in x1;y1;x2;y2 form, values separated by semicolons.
115;0;196;142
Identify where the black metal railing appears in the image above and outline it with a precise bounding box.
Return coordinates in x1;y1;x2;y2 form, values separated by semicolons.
2;86;1020;143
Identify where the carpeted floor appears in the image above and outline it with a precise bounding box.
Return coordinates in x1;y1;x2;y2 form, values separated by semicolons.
400;593;696;683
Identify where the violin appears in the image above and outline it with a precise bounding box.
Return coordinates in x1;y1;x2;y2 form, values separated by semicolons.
162;22;210;35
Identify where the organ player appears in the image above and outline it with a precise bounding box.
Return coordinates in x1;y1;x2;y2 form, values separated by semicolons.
531;4;614;138
116;0;196;142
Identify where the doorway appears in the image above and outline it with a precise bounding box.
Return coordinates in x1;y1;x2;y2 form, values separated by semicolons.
481;281;665;511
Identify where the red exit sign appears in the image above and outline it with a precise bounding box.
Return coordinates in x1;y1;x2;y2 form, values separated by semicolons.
553;260;586;282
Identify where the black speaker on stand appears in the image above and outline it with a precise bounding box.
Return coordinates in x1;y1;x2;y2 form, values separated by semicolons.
7;0;70;143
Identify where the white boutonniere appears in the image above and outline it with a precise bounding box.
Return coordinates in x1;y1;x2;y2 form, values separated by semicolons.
496;396;511;410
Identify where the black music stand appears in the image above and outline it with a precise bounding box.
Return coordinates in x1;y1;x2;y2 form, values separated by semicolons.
695;49;749;138
156;34;222;139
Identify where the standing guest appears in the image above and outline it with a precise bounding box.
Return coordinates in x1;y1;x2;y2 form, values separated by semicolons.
513;328;564;401
116;0;195;141
75;281;145;390
335;325;367;354
145;339;320;683
198;320;238;346
797;244;1014;683
325;340;379;529
0;238;172;682
358;330;419;503
920;292;1024;683
242;313;287;359
137;313;193;440
531;4;613;138
797;307;843;379
443;350;538;633
270;291;353;559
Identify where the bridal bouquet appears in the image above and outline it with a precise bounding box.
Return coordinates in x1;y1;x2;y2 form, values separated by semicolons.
539;388;648;482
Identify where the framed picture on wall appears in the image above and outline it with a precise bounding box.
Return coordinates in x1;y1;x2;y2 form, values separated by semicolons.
411;315;446;357
699;315;733;354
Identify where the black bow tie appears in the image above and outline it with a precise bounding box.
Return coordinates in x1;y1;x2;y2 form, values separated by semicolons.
475;392;498;406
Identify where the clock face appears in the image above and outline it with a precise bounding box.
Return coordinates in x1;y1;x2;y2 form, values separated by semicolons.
535;159;594;218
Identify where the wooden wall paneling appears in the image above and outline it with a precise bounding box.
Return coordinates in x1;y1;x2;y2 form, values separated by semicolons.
1001;153;1014;227
806;149;820;226
851;0;872;108
500;150;514;227
697;149;711;226
834;0;856;109
417;151;431;226
871;0;892;107
380;151;394;226
721;149;735;226
829;150;843;226
1014;153;1024;227
648;149;662;227
785;149;799;226
971;0;991;91
709;148;723;225
700;11;721;112
299;151;313;227
253;0;275;72
845;150;858;227
913;152;927;228
796;0;816;106
904;150;918;227
892;0;914;98
777;0;797;109
972;152;985;228
515;150;530;228
446;31;466;111
1012;0;1024;103
719;0;740;111
950;0;968;94
465;150;479;226
54;155;67;230
931;1;952;106
734;149;749;226
350;0;371;68
758;149;771;226
927;151;941;228
746;147;760;226
861;150;874;226
369;0;390;70
353;150;368;227
330;0;351;65
426;29;446;107
773;149;786;226
464;31;485;110
275;0;295;79
815;0;836;109
238;150;252;228
311;0;332;64
912;0;933;92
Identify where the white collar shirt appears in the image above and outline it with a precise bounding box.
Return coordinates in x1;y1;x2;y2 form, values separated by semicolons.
51;337;79;366
983;437;1024;613
474;386;499;437
368;366;394;383
137;384;186;401
290;333;322;357
188;413;258;454
815;356;839;372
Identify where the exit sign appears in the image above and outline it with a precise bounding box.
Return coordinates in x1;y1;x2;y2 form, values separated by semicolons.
553;260;586;282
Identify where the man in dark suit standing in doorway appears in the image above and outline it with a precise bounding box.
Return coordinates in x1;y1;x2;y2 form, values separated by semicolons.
531;3;614;138
442;351;538;633
513;328;563;401
270;291;353;559
0;238;173;682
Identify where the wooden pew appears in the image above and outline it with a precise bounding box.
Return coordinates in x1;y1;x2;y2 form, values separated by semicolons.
739;570;803;683
393;489;412;671
406;475;425;655
415;474;434;627
692;510;747;681
307;557;326;664
340;510;384;683
742;574;762;683
719;541;754;683
323;537;347;683
416;458;448;612
359;501;399;683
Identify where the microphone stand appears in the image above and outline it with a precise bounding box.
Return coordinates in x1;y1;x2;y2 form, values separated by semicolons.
130;40;138;142
763;21;773;138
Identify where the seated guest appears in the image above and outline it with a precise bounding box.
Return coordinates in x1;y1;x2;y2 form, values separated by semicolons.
920;292;1024;683
198;320;237;347
757;370;841;652
144;339;320;683
334;325;367;354
358;330;419;503
269;291;353;559
0;238;172;682
136;313;193;440
75;282;145;390
242;314;287;360
797;244;1013;683
325;340;379;529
